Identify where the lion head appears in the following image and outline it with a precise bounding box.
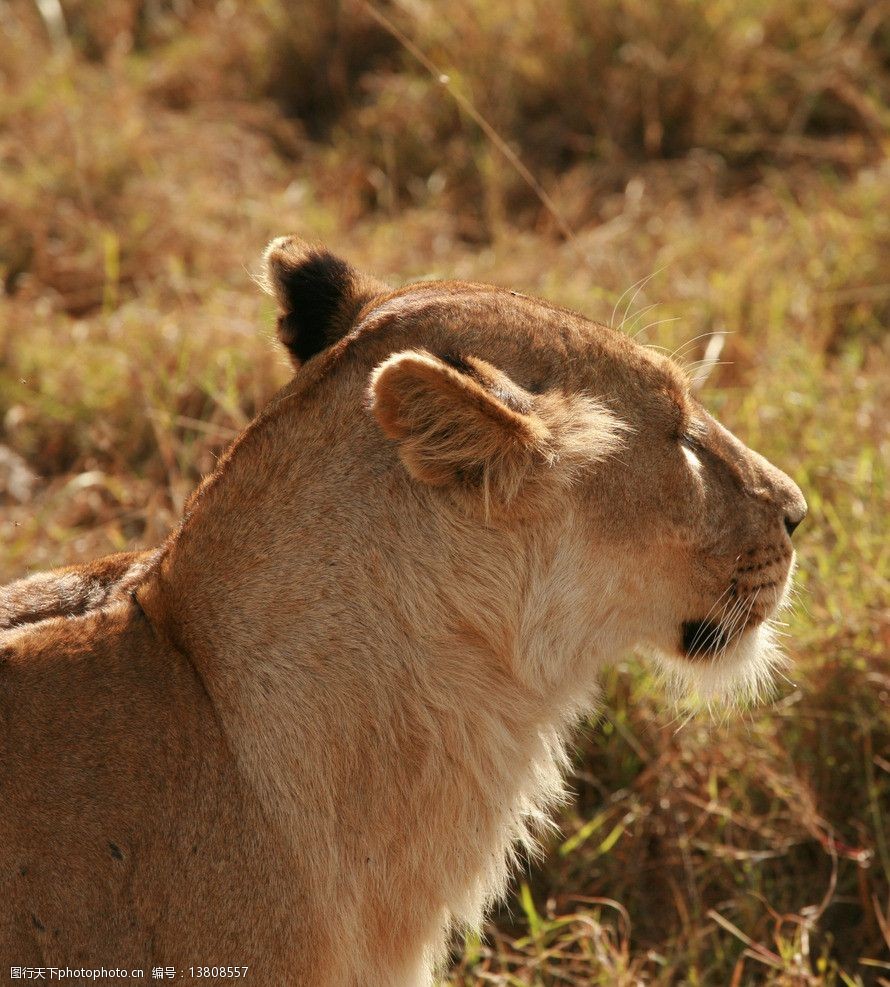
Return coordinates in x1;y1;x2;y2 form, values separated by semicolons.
254;236;806;706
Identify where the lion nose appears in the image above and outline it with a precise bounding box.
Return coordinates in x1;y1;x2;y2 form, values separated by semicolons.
767;466;807;538
784;500;807;537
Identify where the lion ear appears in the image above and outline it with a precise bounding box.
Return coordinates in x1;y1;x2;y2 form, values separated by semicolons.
262;237;387;365
367;350;553;502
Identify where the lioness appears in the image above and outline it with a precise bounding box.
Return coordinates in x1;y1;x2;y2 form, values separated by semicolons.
1;239;805;986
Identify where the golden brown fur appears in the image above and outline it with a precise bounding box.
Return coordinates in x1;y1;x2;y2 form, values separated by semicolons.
0;551;156;631
1;238;805;985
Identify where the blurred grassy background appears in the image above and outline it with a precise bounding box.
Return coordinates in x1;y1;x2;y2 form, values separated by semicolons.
1;0;888;983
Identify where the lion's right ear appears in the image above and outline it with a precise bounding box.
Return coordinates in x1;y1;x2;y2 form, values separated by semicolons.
262;237;387;365
367;350;553;504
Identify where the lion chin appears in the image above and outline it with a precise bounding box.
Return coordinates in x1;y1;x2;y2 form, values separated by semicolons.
651;621;790;710
0;237;806;986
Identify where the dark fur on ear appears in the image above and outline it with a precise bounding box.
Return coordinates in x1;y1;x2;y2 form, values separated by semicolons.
262;237;386;365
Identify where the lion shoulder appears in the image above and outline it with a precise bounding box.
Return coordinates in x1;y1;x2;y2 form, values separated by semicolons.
0;549;159;634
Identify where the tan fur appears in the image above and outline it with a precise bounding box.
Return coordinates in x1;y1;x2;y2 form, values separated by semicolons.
1;238;806;985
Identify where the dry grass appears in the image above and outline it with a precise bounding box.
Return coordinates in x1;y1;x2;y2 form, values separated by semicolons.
1;1;888;983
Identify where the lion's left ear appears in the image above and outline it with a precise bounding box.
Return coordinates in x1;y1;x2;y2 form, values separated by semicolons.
367;350;553;503
262;236;387;365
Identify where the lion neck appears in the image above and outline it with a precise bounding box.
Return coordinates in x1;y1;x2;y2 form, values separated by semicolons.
141;392;609;981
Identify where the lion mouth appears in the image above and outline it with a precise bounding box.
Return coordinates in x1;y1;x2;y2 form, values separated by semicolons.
681;619;731;659
681;578;782;660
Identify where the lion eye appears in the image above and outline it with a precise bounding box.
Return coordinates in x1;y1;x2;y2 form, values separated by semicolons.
679;433;704;471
